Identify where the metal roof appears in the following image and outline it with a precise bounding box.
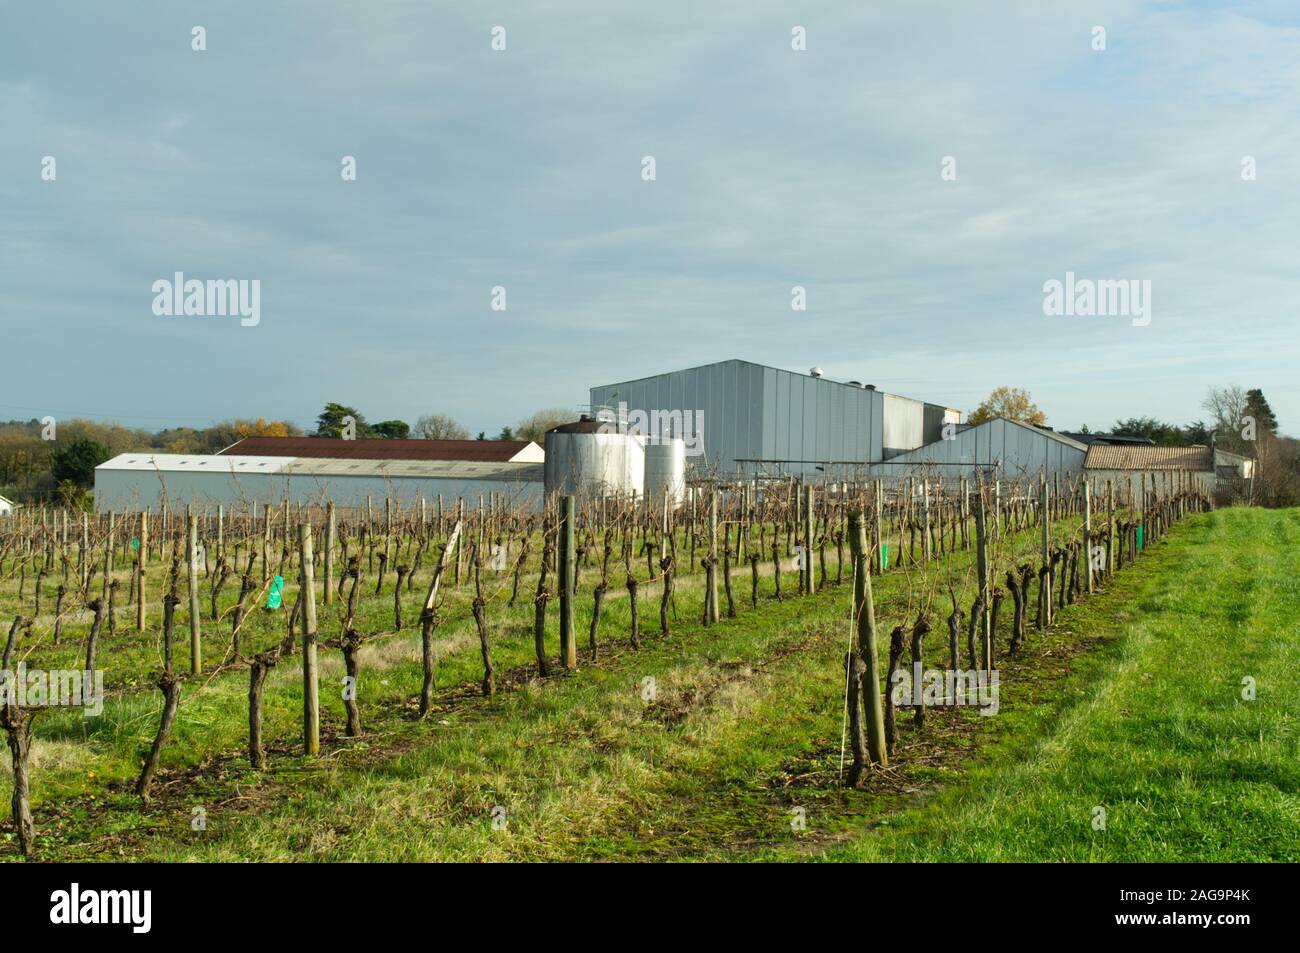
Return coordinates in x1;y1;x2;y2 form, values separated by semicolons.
1084;445;1213;471
96;452;542;483
221;436;541;463
96;453;296;473
283;458;543;482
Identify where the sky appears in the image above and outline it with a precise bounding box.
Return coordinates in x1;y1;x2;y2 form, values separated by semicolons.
2;1;1298;437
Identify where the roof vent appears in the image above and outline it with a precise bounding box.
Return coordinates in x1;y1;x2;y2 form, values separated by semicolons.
864;383;877;391
847;380;862;387
809;367;824;378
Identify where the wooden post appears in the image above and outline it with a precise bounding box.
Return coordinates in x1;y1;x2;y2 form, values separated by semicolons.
803;483;816;595
136;510;148;631
558;496;577;669
300;523;319;756
922;479;932;561
186;512;202;674
1084;481;1094;594
1105;478;1114;576
848;512;888;769
707;487;720;623
101;511;114;600
976;488;991;674
873;480;884;573
323;501;336;605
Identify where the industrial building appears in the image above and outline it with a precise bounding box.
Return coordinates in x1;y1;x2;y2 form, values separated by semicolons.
93;452;543;512
588;359;960;478
865;418;1088;483
1083;445;1253;500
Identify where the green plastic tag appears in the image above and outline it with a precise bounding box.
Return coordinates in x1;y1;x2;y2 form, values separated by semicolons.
266;575;284;609
882;544;889;570
131;537;139;551
1137;524;1144;550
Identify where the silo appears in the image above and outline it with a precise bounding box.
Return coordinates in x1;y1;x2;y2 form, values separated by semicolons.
544;417;645;499
644;438;686;507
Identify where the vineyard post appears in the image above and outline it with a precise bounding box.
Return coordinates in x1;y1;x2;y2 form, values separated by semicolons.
1106;479;1115;575
803;483;815;595
848;511;888;768
136;510;148;631
559;494;577;670
873;480;884;573
1084;481;1094;594
102;510;114;600
706;486;719;623
300;522;319;756
187;511;202;674
922;479;932;561
323;501;336;605
976;487;991;673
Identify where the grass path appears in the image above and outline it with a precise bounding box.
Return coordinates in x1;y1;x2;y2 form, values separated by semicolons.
814;507;1300;861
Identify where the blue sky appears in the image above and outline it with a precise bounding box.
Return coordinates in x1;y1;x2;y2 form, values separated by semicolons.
2;1;1298;436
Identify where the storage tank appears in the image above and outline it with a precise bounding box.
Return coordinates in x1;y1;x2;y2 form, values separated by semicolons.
544;416;645;498
643;438;686;507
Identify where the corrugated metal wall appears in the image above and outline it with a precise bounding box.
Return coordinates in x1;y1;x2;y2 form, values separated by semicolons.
866;419;1086;483
882;394;924;457
590;360;886;476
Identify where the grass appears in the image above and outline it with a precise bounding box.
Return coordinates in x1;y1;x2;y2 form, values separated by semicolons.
1;505;1295;861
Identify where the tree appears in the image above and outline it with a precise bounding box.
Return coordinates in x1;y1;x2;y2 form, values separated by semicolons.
412;413;469;441
1183;420;1212;445
1245;389;1278;436
315;403;366;438
967;388;1046;427
514;408;575;443
51;437;109;487
233;417;302;439
1111;416;1185;446
370;420;410;440
1202;386;1250;452
497;426;516;441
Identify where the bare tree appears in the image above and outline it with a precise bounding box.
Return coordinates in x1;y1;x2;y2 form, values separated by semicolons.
412;414;470;441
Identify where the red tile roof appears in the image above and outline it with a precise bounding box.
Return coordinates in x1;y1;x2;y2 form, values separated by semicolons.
221;436;533;463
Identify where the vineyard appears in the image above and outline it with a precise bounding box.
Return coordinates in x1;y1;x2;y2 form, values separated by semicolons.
3;473;1292;862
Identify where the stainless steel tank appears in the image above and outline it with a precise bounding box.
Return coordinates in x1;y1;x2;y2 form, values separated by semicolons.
544;417;645;498
643;438;686;507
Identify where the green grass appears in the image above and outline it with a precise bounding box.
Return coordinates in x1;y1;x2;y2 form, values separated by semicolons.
816;506;1300;861
2;506;1295;861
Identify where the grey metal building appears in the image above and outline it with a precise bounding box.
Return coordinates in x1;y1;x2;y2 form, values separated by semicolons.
865;418;1087;484
588;359;959;478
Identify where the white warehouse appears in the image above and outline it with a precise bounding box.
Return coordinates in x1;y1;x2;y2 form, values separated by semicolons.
93;453;544;512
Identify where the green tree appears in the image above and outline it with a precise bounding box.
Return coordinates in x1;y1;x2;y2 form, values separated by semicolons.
51;437;109;487
1245;389;1278;435
496;426;516;441
315;402;367;438
370;420;410;440
1183;420;1211;445
1111;416;1186;446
